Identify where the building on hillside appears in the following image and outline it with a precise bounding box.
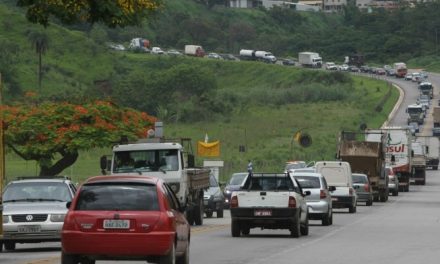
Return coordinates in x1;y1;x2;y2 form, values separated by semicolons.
229;0;261;8
323;0;348;12
283;1;322;11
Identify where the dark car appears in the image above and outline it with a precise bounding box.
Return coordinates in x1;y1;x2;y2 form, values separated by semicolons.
282;59;296;66
223;172;248;208
61;175;190;264
204;174;224;218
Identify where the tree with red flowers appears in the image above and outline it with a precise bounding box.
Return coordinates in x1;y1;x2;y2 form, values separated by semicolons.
0;100;156;176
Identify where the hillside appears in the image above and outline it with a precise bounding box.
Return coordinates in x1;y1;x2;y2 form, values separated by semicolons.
0;2;399;182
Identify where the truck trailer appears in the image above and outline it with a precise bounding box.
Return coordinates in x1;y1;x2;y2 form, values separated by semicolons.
239;49;277;63
184;45;205;57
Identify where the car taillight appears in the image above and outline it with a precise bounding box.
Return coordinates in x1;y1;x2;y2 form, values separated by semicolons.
153;212;175;231
230;195;238;208
288;196;297;208
320;190;327;199
364;184;369;192
349;187;354;196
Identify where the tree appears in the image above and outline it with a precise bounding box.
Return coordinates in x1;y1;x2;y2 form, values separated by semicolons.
16;0;162;27
27;30;49;90
0;99;157;176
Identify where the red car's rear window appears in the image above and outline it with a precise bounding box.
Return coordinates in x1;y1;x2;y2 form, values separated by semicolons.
75;183;159;211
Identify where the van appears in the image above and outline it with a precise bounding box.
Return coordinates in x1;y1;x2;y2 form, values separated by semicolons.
315;161;357;213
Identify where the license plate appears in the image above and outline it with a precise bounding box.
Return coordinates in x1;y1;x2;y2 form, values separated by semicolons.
103;219;130;229
18;225;41;233
254;210;272;216
332;197;338;201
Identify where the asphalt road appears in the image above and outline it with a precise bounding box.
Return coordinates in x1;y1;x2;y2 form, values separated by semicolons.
3;70;440;264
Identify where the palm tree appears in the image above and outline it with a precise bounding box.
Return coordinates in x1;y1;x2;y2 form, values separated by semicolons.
27;30;49;90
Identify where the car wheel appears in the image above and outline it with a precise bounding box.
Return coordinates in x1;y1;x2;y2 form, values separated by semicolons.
366;199;373;206
4;241;15;251
176;241;189;264
80;257;95;264
290;213;301;238
205;211;213;218
159;243;176;264
194;198;203;226
241;226;250;236
300;213;309;236
322;209;331;226
329;210;333;225
217;208;224;218
349;205;356;213
0;242;2;252
394;190;399;196
61;252;79;264
231;219;241;237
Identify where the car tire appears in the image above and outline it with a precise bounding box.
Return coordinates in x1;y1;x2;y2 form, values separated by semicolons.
194;198;203;226
185;209;194;226
0;242;2;252
349;205;356;213
176;241;190;264
217;209;224;218
322;209;331;226
290;214;301;238
159;243;175;264
241;226;250;236
4;241;15;251
300;213;309;236
205;211;213;218
231;219;241;237
366;199;373;206
61;252;79;264
393;190;398;196
80;258;95;264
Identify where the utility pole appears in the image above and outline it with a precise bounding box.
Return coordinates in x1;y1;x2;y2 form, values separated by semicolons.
0;73;4;238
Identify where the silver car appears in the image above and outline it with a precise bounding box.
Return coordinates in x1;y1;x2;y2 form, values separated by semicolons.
292;172;334;226
1;177;77;251
352;173;373;206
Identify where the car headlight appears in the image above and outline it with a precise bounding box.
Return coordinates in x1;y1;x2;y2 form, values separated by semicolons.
50;214;66;222
225;190;231;194
3;215;9;224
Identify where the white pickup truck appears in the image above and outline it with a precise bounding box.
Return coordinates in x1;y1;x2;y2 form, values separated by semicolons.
229;173;310;238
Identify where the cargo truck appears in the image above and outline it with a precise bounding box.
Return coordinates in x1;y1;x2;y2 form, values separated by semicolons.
298;52;322;68
419;82;433;99
415;136;439;170
365;127;412;192
184;45;205;57
393;62;408;78
433;107;440;136
406;104;425;125
410;140;426;185
239;49;277;63
100;122;210;226
337;131;389;202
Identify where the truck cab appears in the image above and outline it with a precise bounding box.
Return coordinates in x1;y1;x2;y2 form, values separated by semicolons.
406;104;425;125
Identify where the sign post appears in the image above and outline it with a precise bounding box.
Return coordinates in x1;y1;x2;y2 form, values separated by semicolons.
0;73;4;238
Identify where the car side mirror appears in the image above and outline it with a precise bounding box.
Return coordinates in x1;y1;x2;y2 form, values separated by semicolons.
329;186;336;192
66;201;72;209
303;190;311;196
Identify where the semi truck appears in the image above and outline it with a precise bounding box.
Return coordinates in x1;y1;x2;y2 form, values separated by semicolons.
128;37;150;52
415;136;439;170
239;49;277;63
419;82;433;99
298;52;322;68
100;122;210;226
393;62;408;78
410;140;426;185
337;131;389;202
365;127;412;192
184;45;205;57
433;107;440;136
406;104;425;125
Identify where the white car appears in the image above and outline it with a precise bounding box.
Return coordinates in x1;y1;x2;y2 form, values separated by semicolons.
404;73;413;80
339;64;349;71
230;173;310;237
151;47;164;54
325;62;337;70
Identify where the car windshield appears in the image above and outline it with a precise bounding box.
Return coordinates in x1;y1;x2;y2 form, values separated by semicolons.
285;162;306;171
294;176;321;189
229;173;247;185
3;181;71;202
113;149;179;173
408;107;423;114
75;182;159;211
352;175;368;183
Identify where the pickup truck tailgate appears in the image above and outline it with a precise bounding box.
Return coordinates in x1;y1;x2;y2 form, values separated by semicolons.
236;191;290;208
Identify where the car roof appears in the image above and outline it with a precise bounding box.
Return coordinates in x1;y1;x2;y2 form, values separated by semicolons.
352;173;368;177
85;175;159;185
291;172;322;178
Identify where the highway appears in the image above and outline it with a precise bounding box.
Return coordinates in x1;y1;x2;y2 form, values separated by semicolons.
2;71;440;264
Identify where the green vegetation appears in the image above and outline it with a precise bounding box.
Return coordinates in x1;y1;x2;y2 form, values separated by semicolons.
0;2;401;183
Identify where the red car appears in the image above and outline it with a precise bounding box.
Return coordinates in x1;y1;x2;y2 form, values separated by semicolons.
61;175;190;264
